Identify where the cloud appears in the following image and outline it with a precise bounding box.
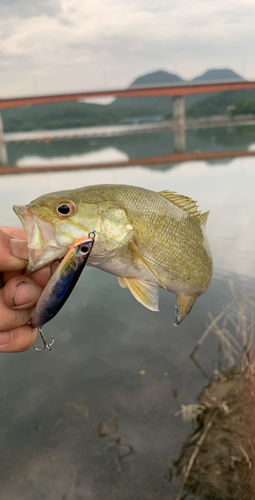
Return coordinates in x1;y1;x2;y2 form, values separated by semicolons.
0;0;255;96
0;0;61;19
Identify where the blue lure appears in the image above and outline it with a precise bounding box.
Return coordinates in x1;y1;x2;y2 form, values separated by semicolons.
31;235;94;350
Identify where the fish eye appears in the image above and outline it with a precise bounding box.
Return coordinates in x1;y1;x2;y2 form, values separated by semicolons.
56;201;76;217
58;204;70;215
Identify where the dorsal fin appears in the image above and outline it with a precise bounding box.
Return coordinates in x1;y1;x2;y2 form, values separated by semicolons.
159;190;209;227
198;210;210;228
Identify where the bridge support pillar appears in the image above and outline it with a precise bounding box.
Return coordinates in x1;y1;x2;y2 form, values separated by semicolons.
173;96;186;153
0;113;8;165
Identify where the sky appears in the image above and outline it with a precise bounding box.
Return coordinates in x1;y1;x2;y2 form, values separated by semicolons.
0;0;255;97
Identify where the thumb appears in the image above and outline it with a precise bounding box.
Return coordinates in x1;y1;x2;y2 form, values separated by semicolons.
0;229;28;272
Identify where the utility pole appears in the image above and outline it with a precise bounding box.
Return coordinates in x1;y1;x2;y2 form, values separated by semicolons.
0;113;8;165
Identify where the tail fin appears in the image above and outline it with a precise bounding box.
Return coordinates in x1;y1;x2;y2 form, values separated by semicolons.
175;294;198;325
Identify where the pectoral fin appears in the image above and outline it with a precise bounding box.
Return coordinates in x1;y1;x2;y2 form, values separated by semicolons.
128;240;166;289
175;294;198;325
118;277;159;312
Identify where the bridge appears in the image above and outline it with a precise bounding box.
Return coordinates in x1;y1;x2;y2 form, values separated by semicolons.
1;79;255;168
2;80;255;108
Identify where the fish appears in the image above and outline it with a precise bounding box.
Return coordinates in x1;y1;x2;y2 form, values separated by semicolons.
13;184;213;325
31;236;94;329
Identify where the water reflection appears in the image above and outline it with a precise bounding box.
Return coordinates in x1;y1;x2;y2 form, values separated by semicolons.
0;152;254;498
6;125;255;167
16;146;128;167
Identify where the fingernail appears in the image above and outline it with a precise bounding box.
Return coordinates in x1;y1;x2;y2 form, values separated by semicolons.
10;238;28;261
12;281;40;307
0;332;11;345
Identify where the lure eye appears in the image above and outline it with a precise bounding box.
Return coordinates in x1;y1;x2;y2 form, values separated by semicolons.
80;245;89;253
56;201;76;217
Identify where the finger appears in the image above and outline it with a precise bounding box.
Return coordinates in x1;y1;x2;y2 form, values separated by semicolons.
2;261;59;288
0;229;28;272
0;289;34;330
3;276;42;311
0;325;37;353
1;270;24;286
0;226;27;240
31;261;60;287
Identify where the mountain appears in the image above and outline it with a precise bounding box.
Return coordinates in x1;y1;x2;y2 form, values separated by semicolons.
110;68;245;111
110;70;184;110
131;70;184;86
192;68;244;82
186;68;246;113
130;68;244;86
185;68;245;108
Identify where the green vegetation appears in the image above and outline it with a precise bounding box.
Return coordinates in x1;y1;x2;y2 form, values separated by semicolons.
2;101;167;133
232;99;255;115
187;90;255;117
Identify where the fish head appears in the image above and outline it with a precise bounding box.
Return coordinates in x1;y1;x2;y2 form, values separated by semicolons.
13;188;100;272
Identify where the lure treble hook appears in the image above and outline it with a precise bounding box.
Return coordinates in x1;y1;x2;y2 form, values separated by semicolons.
33;327;55;352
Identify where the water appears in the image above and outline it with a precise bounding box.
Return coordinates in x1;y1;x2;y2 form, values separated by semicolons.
4;121;172;144
0;127;255;499
5;125;255;167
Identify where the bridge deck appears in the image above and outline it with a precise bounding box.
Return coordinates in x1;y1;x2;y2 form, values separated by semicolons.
1;80;255;109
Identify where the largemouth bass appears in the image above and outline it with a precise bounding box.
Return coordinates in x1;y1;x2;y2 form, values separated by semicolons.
13;184;213;324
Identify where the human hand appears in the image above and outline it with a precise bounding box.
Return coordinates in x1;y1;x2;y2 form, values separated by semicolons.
0;226;56;352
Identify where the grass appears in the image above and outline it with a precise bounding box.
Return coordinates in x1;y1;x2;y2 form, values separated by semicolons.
173;285;255;500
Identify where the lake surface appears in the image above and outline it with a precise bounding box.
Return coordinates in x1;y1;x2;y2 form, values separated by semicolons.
5;125;255;167
0;127;255;499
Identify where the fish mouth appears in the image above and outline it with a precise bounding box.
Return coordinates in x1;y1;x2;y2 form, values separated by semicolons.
13;205;68;272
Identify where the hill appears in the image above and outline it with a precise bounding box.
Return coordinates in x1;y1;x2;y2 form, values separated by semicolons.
192;68;244;82
110;68;245;111
1;101;165;133
110;70;184;110
187;89;255;117
131;69;184;86
186;68;245;108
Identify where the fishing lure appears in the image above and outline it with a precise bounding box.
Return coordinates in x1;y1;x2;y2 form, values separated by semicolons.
31;235;94;351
